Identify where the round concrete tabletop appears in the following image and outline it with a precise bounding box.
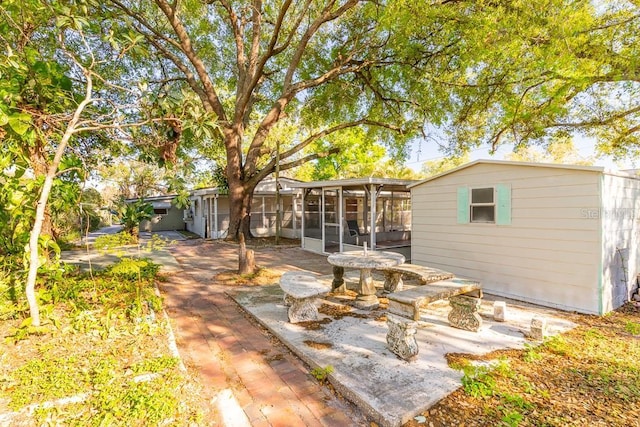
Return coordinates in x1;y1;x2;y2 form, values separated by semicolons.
327;250;405;269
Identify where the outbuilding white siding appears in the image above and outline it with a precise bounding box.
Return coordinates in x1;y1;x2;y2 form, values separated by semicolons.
411;162;604;314
600;174;640;313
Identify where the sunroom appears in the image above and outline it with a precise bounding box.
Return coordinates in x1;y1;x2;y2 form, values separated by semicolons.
292;178;415;259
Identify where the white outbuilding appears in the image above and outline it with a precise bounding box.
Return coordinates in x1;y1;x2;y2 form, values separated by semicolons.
409;160;640;314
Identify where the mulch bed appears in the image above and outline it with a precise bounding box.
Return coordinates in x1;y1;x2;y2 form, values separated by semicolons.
402;304;640;427
214;268;282;286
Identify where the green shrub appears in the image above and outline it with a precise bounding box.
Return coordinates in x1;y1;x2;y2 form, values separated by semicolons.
118;200;154;236
310;365;334;383
94;232;137;253
625;321;640;335
8;356;89;410
461;363;497;398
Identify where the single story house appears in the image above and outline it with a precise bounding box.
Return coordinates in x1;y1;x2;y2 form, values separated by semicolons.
409;159;640;314
185;177;303;239
184;176;415;259
136;195;186;232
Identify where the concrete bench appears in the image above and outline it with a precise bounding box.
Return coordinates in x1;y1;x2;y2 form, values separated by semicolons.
279;271;330;323
386;277;483;331
377;264;455;292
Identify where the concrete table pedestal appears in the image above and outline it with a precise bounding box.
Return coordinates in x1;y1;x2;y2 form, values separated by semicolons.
355;267;378;309
328;249;405;310
332;265;346;293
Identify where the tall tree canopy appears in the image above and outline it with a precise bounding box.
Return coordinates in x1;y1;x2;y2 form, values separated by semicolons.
103;0;438;239
103;0;640;240
393;0;640;158
505;137;594;165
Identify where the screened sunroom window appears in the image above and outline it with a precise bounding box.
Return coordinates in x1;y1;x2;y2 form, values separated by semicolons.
470;187;495;223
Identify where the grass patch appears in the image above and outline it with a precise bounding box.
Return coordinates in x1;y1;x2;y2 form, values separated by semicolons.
625;321;640;335
0;259;209;426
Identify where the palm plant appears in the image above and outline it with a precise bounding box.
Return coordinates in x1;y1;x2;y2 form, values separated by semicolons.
119;199;154;237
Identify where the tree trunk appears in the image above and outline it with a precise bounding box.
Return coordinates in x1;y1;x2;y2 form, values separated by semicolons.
226;179;256;241
238;232;256;275
26;152;67;328
27;142;55;240
24;76;93;327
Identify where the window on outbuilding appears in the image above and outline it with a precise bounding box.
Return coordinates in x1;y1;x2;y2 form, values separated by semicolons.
153;208;168;215
470;187;495;223
457;184;511;225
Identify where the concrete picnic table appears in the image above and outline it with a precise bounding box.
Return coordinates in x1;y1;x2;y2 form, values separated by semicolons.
327;246;405;309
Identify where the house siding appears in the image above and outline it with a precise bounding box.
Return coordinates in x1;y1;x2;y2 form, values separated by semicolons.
139;200;185;232
600;174;640;312
186;196;206;237
141;205;185;232
185;192;301;240
411;163;602;314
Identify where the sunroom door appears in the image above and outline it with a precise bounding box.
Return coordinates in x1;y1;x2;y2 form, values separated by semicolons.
322;188;342;253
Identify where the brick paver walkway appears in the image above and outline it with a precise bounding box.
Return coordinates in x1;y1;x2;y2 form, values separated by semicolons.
160;240;364;426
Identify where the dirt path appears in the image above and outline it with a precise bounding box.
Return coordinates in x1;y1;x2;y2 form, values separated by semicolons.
159;240;364;426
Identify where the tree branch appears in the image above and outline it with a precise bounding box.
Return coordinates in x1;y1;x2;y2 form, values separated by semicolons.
244;58;375;172
143;36;212;110
153;0;228;122
248;0;263;76
108;0;183;51
249;147;340;186
107;1;214;113
279;148;340;171
283;0;359;90
278;118;400;162
551;105;640;129
235;0;295;122
217;0;247;99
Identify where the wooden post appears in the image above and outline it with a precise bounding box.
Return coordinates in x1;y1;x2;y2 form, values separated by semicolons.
275;139;281;245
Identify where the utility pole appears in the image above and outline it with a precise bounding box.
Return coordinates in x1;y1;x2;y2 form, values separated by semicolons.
79;203;84;245
275;139;281;245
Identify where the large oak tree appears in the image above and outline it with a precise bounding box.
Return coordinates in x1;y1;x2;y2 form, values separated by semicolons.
104;0;437;239
100;0;640;242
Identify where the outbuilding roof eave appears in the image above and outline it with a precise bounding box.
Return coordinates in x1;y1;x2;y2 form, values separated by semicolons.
405;159;636;189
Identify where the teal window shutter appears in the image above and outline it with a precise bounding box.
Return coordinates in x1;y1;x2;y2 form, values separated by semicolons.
457;187;469;224
496;184;511;225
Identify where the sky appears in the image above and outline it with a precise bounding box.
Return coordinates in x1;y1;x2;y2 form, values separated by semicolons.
404;135;638;173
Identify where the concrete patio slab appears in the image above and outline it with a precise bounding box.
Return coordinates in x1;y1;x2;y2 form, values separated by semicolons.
230;278;575;427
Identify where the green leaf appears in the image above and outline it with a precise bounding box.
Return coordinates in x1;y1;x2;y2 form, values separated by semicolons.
7;59;21;69
19;317;33;328
0;110;8;126
8;113;31;135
